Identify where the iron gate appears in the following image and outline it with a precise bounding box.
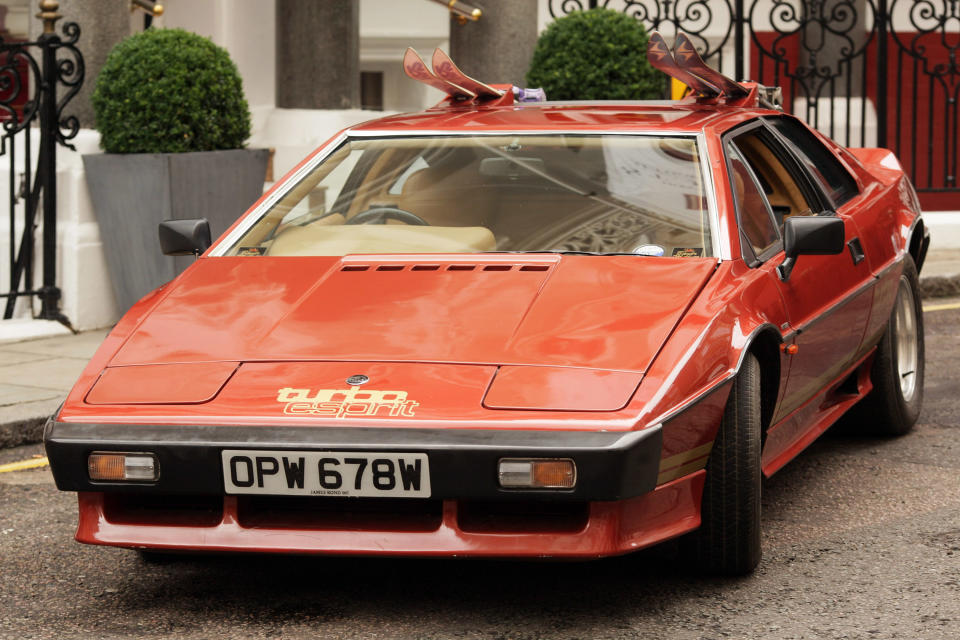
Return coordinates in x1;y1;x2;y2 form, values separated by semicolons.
549;0;960;209
0;2;83;326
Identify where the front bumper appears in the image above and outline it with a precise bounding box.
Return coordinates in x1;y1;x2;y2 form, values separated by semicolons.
46;420;708;558
45;420;662;501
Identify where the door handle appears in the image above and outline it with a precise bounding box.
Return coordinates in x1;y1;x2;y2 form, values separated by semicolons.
847;237;865;265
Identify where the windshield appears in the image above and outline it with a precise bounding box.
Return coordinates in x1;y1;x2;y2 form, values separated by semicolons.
224;134;713;257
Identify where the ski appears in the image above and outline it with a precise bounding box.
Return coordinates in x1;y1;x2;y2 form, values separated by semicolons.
403;47;476;100
431;48;505;100
646;31;720;98
674;33;748;98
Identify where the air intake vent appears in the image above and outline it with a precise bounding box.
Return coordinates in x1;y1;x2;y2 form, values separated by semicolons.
339;258;557;273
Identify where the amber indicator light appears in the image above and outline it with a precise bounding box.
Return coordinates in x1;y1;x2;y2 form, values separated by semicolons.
88;452;158;482
498;458;576;489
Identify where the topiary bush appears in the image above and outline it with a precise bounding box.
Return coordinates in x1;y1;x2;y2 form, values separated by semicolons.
526;9;665;101
92;28;251;154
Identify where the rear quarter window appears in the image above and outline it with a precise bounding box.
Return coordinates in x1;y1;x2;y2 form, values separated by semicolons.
768;117;859;208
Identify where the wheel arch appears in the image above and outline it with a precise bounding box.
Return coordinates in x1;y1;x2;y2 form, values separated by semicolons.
745;327;783;440
908;218;930;273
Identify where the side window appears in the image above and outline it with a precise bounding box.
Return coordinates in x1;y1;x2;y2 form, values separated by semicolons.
727;143;779;258
732;129;816;230
768;117;859;207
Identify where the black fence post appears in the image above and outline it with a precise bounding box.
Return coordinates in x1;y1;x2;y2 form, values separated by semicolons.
876;0;888;149
37;27;63;324
735;0;745;81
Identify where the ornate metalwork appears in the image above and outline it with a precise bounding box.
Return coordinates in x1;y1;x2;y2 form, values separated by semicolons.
547;0;960;202
548;1;610;17
750;0;876;94
548;0;736;65
888;0;960;190
0;14;83;327
746;0;880;147
52;21;84;149
0;46;40;137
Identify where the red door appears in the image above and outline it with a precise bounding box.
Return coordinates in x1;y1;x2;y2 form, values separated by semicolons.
725;120;874;467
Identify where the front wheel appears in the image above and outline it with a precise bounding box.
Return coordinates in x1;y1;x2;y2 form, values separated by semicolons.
690;352;763;575
851;256;924;436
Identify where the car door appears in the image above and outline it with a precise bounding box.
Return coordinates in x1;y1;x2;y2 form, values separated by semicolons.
764;115;897;355
725;121;874;426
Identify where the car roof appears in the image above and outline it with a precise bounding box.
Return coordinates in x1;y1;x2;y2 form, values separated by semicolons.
348;101;776;136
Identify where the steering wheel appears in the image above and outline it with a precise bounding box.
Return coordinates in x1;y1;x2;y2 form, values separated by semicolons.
345;207;429;226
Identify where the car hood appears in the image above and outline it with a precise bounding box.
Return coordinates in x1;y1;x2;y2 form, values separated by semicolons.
110;254;716;373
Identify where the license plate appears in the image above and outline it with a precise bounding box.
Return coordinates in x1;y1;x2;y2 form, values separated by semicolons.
221;450;431;498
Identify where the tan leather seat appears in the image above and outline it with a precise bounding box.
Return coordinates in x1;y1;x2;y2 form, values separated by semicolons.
395;167;494;227
266;223;496;256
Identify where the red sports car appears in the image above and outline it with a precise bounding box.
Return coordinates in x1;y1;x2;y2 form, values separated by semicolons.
45;71;927;574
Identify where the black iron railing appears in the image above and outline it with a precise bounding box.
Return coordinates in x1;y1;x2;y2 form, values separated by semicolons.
0;1;82;327
548;0;960;208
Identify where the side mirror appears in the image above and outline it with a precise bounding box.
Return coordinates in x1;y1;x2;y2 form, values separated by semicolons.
159;219;212;256
777;214;845;281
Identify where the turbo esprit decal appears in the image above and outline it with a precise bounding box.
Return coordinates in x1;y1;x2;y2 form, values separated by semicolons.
276;386;419;418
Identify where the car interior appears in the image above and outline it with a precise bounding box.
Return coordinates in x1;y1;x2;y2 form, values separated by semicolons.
732;130;814;229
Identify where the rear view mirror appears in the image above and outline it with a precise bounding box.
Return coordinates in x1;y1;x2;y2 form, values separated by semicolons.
777;215;844;281
159;219;212;256
479;157;546;178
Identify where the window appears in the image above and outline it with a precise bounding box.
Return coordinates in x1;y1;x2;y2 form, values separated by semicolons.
224;135;714;258
727;143;779;258
388;156;429;195
732;128;816;230
274;147;365;227
360;71;384;111
768;117;859;207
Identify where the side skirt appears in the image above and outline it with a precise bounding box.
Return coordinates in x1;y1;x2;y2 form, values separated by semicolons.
761;348;877;476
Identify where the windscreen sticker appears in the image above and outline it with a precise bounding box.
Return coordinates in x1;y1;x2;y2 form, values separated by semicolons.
634;244;665;257
277;386;419;418
672;247;703;257
238;246;267;256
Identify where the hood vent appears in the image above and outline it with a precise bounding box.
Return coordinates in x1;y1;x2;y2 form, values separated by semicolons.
339;260;556;273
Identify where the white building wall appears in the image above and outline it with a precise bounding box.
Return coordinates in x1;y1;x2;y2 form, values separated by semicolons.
360;0;450;112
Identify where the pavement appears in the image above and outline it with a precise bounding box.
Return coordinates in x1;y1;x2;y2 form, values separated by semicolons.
0;329;108;449
918;247;960;297
0;249;957;452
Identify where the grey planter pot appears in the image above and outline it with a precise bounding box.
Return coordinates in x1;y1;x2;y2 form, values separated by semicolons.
84;148;269;313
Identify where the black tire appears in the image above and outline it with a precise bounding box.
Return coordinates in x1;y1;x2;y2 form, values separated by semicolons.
849;256;924;436
692;351;763;575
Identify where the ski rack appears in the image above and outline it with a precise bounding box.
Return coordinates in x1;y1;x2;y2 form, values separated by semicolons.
403;47;545;108
648;31;783;110
402;38;781;111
